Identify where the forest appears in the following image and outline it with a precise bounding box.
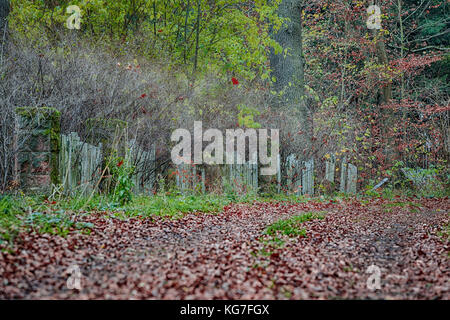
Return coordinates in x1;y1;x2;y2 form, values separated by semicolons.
0;0;448;302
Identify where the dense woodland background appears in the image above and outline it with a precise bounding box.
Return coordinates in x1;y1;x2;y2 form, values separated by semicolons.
0;0;448;195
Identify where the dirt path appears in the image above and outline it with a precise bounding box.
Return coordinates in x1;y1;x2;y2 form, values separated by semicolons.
1;198;448;299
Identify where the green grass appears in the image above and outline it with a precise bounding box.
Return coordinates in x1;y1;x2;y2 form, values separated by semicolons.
382;201;423;213
0;191;325;247
264;211;326;237
382;201;422;208
24;211;94;237
251;211;326;261
58;191;313;219
113;194;231;219
259;193;310;203
0;192;250;245
0;195;95;247
0;196;23;246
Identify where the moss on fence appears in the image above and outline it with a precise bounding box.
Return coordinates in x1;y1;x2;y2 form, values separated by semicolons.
15;107;61;191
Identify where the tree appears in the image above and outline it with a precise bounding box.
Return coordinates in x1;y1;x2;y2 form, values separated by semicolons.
269;0;313;154
0;0;9;48
9;0;280;83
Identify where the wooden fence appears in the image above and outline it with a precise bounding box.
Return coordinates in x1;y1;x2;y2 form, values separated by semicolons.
60;132;102;195
175;152;259;194
58;133;357;196
174;152;358;195
15;109;358;196
285;155;315;195
327;154;357;194
59;133;156;195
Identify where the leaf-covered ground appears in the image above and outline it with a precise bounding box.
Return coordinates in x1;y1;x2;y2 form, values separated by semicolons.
1;198;448;299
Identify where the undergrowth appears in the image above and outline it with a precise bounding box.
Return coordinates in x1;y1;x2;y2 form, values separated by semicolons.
251;211;326;267
264;211;326;238
0;192;259;245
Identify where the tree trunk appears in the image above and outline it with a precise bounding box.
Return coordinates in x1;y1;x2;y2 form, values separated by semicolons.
370;0;392;104
270;0;312;151
193;0;201;74
374;34;393;103
371;22;395;160
0;0;9;47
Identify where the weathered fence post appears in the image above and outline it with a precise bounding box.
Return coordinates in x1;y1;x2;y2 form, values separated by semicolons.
60;132;103;195
129;140;155;195
192;165;197;191
176;162;189;193
250;151;258;191
302;158;314;196
15;107;61;193
201;167;206;193
325;154;336;183
276;154;281;193
347;163;357;194
285;154;301;195
339;156;348;193
60;119;128;196
60;133;76;194
86;118;128;192
338;155;358;194
221;150;258;194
